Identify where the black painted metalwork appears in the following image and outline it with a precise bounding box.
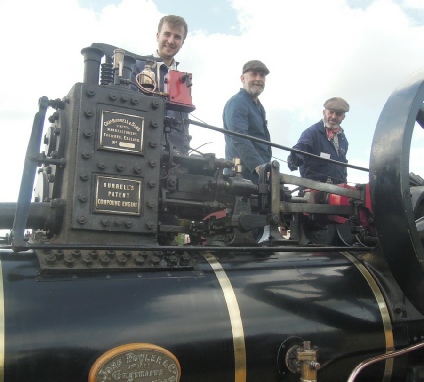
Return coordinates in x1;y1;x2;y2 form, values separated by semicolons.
0;249;404;382
1;45;424;381
370;69;424;314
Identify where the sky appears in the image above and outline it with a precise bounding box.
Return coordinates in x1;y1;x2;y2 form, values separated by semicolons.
0;0;424;204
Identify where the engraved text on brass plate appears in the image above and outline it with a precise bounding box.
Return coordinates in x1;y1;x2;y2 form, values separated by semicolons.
100;110;144;153
89;343;181;382
95;176;141;215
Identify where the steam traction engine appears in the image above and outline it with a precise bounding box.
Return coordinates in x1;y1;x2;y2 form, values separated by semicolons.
0;44;424;382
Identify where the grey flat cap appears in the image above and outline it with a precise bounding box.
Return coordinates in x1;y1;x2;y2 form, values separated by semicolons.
242;60;270;75
324;97;350;112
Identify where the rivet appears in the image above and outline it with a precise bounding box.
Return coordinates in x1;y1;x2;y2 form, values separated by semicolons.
116;162;125;171
46;253;56;266
100;255;110;266
82;254;93;267
146;221;155;230
77;216;87;224
88;250;98;259
117;255;128;266
105;250;116;259
101;218;111;226
150;255;161;266
86;88;95;97
64;255;74;268
148;179;157;188
122;251;132;258
55;250;64;260
147;200;156;208
81;150;91;159
134;166;142;174
78;194;88;202
71;250;81;258
135;255;145;265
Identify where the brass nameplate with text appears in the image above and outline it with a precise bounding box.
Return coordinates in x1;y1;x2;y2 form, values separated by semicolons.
100;110;144;153
89;343;181;382
95;176;141;215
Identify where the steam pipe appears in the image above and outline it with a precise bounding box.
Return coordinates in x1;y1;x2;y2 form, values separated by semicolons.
347;342;424;382
12;97;50;250
166;199;228;209
0;203;53;229
81;46;104;85
280;173;362;199
122;54;136;85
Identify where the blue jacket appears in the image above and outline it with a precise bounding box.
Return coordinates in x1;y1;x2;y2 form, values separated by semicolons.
223;88;272;182
293;120;348;183
132;56;190;154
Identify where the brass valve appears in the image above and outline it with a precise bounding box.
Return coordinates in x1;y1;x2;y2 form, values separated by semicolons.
285;341;320;382
233;158;243;175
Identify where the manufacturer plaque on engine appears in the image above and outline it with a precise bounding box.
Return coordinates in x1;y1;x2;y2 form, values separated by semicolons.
95;176;141;215
100;110;144;153
88;343;181;382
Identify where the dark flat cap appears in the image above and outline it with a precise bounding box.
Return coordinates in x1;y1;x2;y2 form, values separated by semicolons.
242;60;270;75
324;97;350;112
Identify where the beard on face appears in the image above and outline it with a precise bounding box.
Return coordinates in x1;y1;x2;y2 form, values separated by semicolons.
324;115;340;130
245;81;264;97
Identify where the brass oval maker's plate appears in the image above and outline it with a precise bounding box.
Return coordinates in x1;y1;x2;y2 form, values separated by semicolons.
89;343;181;382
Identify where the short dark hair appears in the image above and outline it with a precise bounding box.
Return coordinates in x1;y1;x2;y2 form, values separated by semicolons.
158;15;188;40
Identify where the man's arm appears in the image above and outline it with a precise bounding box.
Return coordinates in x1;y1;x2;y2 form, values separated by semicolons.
287;128;314;171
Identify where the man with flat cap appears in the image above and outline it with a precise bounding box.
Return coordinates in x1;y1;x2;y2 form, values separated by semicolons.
223;60;271;182
288;97;350;184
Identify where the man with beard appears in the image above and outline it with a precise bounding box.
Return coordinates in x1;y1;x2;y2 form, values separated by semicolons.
287;97;350;184
133;15;191;154
223;60;272;182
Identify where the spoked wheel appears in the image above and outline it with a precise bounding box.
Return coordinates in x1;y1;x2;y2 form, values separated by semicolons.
370;69;424;314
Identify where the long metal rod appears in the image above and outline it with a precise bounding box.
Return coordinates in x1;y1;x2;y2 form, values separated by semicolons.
187;119;369;172
280;174;362;199
0;244;373;252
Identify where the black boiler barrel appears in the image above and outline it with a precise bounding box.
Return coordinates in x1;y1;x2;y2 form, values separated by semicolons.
0;249;395;381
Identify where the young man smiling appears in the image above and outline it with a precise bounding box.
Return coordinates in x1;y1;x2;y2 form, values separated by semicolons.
155;15;186;67
134;15;187;90
133;15;190;154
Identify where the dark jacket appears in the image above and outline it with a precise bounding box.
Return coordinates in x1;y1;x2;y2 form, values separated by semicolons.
132;56;190;154
293;120;348;183
132;56;176;93
223;88;272;182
